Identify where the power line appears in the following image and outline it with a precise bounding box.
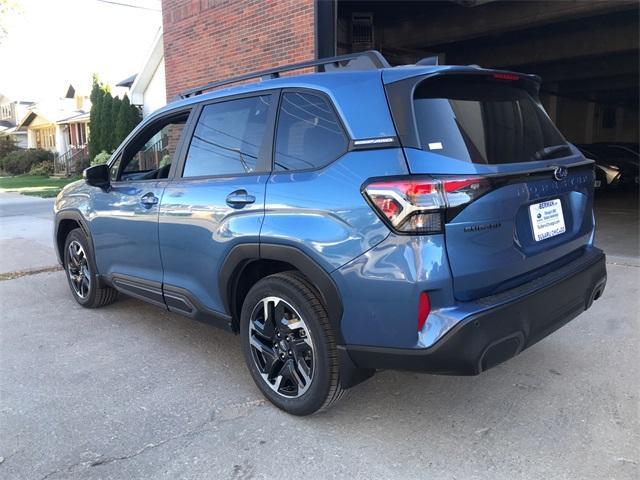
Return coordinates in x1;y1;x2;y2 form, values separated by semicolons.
95;0;160;12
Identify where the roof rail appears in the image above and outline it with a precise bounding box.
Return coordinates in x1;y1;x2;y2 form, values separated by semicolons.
176;50;391;100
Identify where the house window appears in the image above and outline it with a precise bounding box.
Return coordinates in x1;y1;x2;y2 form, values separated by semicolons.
36;127;56;149
46;127;55;148
0;104;12;120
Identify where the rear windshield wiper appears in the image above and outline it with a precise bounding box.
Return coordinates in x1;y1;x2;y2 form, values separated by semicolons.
534;144;572;160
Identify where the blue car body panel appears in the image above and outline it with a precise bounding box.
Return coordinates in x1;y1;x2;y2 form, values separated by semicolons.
90;181;167;283
158;174;268;314
261;148;407;272
332;233;455;349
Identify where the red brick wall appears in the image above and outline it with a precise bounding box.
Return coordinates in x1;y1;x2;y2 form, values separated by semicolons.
162;0;316;100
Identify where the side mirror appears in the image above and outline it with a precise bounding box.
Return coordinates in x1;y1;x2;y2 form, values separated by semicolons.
83;164;110;188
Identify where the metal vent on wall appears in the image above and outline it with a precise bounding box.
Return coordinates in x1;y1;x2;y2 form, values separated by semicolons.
351;12;374;51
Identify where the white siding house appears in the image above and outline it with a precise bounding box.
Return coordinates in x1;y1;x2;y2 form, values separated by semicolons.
0;94;34;148
121;28;166;118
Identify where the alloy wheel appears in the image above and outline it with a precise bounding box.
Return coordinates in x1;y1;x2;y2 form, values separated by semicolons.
67;240;90;299
248;296;315;398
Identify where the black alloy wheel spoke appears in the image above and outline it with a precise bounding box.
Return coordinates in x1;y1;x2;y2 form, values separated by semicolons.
290;342;312;388
81;275;90;296
255;301;276;339
67;241;90;299
249;332;280;377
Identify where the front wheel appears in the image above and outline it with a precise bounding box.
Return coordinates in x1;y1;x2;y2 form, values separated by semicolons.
63;228;117;308
240;272;345;415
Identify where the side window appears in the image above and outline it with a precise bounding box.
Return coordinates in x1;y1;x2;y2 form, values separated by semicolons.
119;113;188;181
274;92;348;171
182;95;272;177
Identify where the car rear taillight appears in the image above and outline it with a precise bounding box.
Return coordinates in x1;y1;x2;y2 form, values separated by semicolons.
363;176;491;234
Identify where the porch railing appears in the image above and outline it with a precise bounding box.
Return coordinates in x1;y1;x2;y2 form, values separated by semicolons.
54;145;89;177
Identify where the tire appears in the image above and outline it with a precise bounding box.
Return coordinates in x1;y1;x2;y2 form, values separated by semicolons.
240;271;346;415
63;228;118;308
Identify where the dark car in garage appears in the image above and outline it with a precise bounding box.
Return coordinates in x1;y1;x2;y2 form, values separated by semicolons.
577;144;639;189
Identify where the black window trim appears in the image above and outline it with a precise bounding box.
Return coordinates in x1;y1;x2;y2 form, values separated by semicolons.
173;89;280;181
108;105;196;185
270;87;352;175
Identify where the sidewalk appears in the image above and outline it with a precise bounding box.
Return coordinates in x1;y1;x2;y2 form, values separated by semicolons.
0;192;57;274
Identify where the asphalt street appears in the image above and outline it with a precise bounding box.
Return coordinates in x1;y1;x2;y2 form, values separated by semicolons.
0;189;638;479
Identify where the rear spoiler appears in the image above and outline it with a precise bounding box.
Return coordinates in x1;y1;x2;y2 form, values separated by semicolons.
382;65;541;88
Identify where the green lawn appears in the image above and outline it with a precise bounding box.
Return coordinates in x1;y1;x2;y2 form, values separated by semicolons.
0;176;81;198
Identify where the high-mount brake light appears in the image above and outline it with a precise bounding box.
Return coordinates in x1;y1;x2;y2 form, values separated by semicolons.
493;72;519;81
363;176;491;234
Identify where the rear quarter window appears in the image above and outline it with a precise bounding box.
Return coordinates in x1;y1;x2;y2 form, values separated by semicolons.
274;92;348;171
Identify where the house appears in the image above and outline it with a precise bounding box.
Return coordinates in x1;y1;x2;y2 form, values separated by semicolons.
117;27;166;118
0;93;34;148
16;84;91;174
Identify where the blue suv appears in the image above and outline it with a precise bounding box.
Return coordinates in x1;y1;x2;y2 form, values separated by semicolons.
54;51;607;415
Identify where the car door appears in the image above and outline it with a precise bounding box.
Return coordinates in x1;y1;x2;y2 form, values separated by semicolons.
91;108;193;306
158;92;276;321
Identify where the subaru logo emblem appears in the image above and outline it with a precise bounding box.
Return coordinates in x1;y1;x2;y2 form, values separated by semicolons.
553;166;568;181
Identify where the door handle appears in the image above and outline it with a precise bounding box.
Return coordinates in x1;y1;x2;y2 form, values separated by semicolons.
140;192;159;207
226;190;256;208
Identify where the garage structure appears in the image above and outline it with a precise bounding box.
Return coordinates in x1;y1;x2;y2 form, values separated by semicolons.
326;0;639;146
162;0;637;147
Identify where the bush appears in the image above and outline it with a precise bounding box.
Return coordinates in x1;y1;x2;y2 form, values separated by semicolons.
0;136;18;158
91;150;111;166
0;149;54;175
28;160;54;176
77;156;91;172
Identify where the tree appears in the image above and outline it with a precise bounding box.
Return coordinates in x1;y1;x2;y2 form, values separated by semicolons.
88;77;103;159
88;75;109;159
0;0;20;45
126;98;141;138
110;95;122;150
98;92;113;153
88;75;141;161
115;94;134;146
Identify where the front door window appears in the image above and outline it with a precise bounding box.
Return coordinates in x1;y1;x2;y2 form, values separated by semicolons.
117;114;188;181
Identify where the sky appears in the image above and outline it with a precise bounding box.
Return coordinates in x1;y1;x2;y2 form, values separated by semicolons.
0;0;162;101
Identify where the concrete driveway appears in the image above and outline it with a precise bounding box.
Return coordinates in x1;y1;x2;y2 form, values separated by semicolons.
0;190;638;479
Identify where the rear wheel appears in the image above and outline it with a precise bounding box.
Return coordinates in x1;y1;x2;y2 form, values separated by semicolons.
240;271;345;415
63;228;117;308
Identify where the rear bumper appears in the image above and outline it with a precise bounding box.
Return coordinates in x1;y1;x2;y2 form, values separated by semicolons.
343;248;607;375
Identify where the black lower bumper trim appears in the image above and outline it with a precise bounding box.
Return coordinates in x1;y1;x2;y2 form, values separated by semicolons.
344;249;607;375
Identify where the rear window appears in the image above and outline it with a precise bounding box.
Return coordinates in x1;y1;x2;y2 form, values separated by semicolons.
413;77;567;164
